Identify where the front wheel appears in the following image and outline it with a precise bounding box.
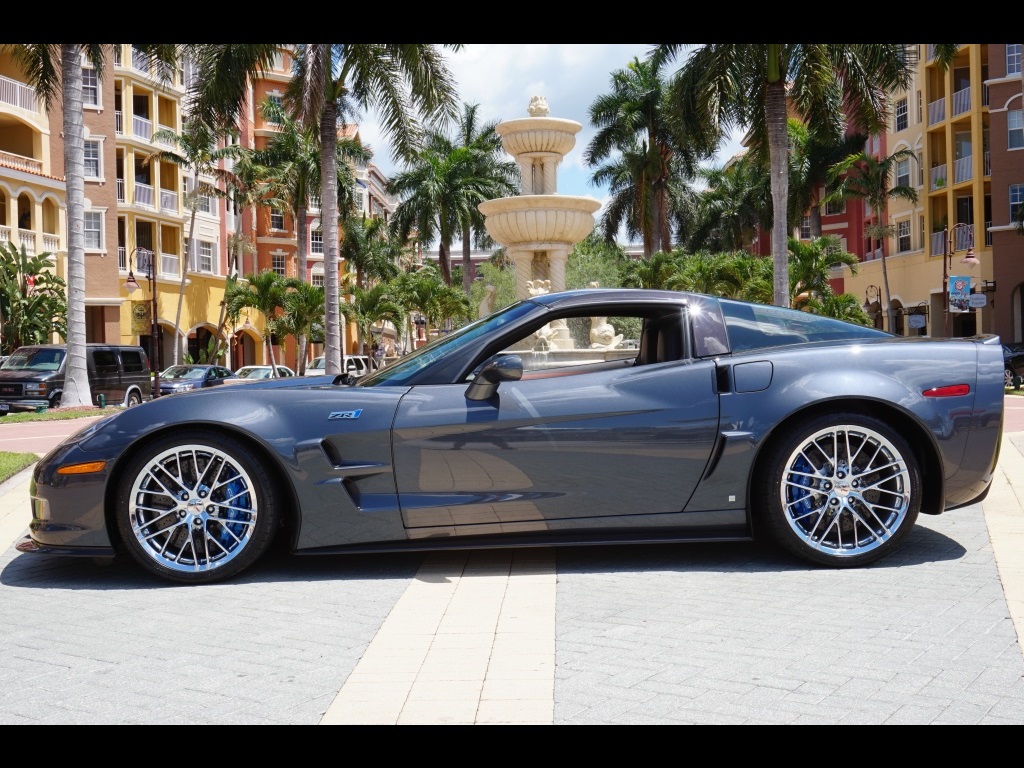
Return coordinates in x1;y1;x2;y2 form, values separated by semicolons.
125;390;143;408
758;413;921;568
115;431;280;584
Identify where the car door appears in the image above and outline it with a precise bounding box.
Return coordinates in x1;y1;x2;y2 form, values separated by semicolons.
391;358;720;531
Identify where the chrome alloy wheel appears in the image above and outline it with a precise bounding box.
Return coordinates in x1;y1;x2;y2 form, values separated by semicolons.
127;443;258;573
780;425;912;558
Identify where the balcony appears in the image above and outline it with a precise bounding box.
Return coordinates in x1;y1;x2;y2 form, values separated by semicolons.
0;149;42;175
953;155;972;184
156;125;175;147
0;74;39;112
931;224;974;255
132;114;152;142
117;178;125;203
160;188;178;213
160;252;179;278
985;151;991;176
928;97;946;125
952;86;971;117
931;164;948;191
134;181;155;208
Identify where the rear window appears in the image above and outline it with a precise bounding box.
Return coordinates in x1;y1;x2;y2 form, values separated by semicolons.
720;298;889;352
121;350;146;373
93;349;118;375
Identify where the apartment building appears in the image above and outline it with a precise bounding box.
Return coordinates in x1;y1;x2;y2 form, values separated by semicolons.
838;44;1024;343
1;45;401;373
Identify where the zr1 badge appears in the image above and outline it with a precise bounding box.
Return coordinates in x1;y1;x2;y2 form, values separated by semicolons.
328;409;363;420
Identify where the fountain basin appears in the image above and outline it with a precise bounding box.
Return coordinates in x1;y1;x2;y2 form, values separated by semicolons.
479;195;602;247
496;117;582;157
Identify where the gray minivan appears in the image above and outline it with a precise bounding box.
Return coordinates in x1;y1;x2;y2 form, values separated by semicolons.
0;343;152;414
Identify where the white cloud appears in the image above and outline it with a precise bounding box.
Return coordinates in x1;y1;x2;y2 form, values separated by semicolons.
360;44;748;241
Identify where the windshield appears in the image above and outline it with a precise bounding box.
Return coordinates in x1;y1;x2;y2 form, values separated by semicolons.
359;301;536;386
2;347;65;371
237;367;270;379
163;366;208;380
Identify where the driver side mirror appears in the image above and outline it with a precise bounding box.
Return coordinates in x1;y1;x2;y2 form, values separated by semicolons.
465;354;523;401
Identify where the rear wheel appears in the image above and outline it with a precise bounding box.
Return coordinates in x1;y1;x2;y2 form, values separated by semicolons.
758;413;921;568
115;431;280;584
126;390;143;408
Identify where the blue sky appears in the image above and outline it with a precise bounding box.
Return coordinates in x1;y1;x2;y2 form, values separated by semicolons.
358;44;747;217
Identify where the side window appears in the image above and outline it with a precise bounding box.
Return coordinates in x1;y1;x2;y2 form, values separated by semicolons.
493;313;641;376
92;349;119;376
120;350;145;373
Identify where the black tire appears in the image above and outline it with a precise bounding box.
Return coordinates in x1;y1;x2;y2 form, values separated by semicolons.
758;412;921;568
114;430;280;584
1006;367;1015;389
48;393;61;409
125;390;143;408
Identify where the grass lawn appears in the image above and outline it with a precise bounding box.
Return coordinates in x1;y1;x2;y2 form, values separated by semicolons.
0;451;38;483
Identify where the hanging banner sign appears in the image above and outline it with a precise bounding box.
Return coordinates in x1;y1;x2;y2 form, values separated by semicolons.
131;300;151;334
949;276;971;313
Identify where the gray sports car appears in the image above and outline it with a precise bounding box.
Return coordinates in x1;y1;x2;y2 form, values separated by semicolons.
18;289;1006;584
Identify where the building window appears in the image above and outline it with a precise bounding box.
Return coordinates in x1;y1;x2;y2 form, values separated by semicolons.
311;264;324;287
895;98;908;132
267;94;283;123
84;140;100;178
199;241;214;273
1010;184;1024;224
84;211;102;250
354;189;365;213
824;197;845;216
1009;110;1024;150
270;208;284;230
1008;44;1022;76
897;219;911;253
895;158;911;188
917;151;925;187
82;67;99;106
916;90;922;124
272;253;286;277
310;228;323;254
800;215;811;240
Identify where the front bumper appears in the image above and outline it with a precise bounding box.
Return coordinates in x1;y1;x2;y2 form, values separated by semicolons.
0;399;49;414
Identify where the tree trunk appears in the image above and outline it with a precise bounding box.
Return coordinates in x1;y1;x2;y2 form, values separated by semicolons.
438;242;452;286
296;203;308;371
320;64;343;375
766;72;790;308
173;206;199;365
461;227;473;295
60;45;92;408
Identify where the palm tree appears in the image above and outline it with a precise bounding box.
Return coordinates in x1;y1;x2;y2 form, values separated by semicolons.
256;97;371;286
585;55;710;257
344;283;405;355
689;158;769;252
788;235;860;309
191;43;462;377
149;117;245;365
451;102;519;294
388;127;508;289
225;269;288;374
654;43;956;309
804;291;873;325
339;214;402;291
3;44;176;406
825;148;919;333
279;279;324;374
668;251;738;297
620;251;682;290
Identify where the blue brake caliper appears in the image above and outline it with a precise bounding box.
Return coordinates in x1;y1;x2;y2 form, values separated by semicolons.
218;476;251;548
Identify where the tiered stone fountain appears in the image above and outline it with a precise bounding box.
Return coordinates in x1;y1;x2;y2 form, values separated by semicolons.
478;96;602;351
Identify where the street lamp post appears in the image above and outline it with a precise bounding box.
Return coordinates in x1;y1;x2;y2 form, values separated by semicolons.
125;247;161;398
942;223;980;338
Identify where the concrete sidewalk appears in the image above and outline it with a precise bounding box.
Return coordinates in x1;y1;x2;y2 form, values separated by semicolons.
1;433;1023;724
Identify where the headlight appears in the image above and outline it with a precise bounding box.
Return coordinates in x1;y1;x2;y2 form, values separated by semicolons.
25;383;48;395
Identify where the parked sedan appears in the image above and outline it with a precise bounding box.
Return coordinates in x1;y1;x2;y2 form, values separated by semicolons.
19;288;1005;585
158;364;238;395
232;365;296;380
1005;343;1024;389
